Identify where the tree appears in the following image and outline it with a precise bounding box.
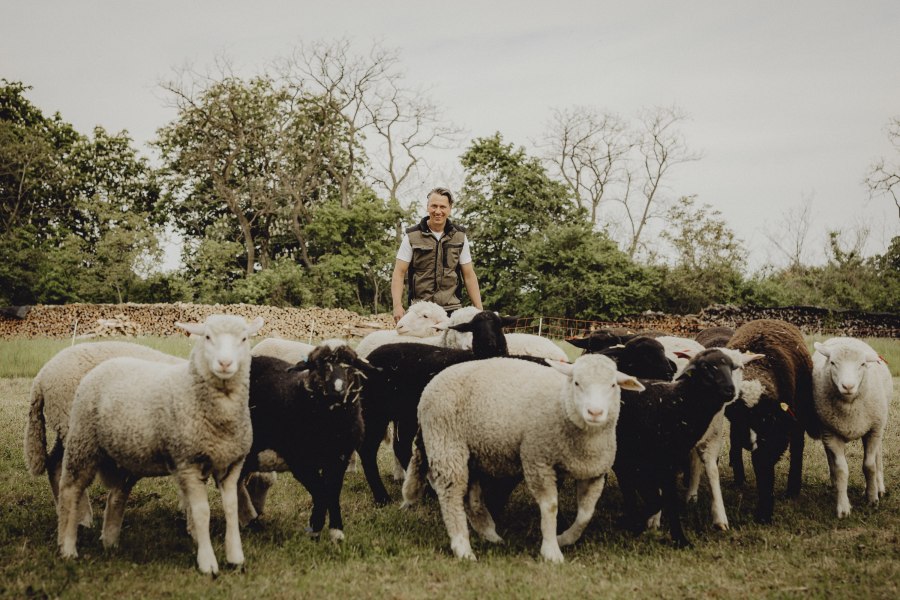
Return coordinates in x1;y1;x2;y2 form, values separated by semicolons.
657;196;747;313
518;222;658;320
616;106;700;258
763;193;814;268
458;133;582;311
865;116;900;219
539;106;631;225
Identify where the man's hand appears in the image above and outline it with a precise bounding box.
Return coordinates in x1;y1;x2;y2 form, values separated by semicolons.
393;306;405;323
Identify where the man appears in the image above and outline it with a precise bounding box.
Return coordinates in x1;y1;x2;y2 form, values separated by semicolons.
391;187;483;322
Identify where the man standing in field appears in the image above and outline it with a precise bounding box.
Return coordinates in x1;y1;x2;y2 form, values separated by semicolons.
390;187;483;322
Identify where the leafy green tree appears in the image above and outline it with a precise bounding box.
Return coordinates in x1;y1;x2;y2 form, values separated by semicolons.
458;133;583;311
656;196;747;313
518;222;658;319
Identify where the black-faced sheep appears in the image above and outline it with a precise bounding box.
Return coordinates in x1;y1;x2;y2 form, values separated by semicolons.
725;319;818;524
402;354;644;562
57;315;263;574
812;337;893;517
613;348;750;547
239;344;374;540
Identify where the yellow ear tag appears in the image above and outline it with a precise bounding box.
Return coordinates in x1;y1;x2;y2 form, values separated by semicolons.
780;402;789;412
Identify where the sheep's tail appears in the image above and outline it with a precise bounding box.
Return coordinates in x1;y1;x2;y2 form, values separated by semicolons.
23;380;48;475
400;429;429;507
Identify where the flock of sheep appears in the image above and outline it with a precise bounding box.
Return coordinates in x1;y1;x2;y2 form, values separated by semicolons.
21;302;893;572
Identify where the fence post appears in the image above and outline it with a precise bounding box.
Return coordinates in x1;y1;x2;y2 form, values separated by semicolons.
538;316;543;337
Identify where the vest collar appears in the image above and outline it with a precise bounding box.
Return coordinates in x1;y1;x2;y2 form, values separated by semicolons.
418;215;457;236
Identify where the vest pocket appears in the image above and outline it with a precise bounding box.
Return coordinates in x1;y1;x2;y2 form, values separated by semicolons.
443;242;463;268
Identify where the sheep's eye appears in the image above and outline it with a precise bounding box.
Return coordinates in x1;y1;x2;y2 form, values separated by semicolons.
205;335;211;341
242;337;247;343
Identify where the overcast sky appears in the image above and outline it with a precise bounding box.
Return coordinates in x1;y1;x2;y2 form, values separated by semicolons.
3;0;899;270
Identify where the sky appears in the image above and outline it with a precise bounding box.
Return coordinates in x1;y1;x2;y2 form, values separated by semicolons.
3;0;899;271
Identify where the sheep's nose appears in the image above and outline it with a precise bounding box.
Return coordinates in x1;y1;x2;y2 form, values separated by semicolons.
218;359;233;370
587;408;606;420
841;382;854;394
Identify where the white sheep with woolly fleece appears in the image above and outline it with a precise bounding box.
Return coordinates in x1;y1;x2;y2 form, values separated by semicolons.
656;335;706;377
251;338;316;364
56;314;264;575
813;337;892;518
354;301;449;358
402;354;644;562
24;341;186;527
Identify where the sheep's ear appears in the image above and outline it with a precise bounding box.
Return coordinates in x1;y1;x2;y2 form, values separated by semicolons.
500;315;520;328
599;346;624;360
546;358;574;377
813;342;830;358
566;337;592;350
865;350;881;364
246;317;265;336
434;321;450;331
616;372;645;392
352;356;381;375
674;349;695;360
176;321;205;337
675;363;695;381
740;352;765;366
287;360;310;374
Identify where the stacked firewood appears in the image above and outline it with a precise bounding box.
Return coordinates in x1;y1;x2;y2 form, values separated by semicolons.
0;303;395;340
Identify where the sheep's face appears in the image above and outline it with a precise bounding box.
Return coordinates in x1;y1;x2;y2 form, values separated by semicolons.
178;315;264;380
550;354;644;427
295;345;375;411
716;348;765;403
815;342;880;400
396;301;449;337
601;337;676;381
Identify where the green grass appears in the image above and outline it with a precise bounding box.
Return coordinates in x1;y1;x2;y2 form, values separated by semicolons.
1;337;899;598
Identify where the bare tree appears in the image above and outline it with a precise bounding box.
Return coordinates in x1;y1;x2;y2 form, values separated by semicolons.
619;106;701;258
764;192;815;268
865;116;900;219
277;39;398;208
539;106;631;224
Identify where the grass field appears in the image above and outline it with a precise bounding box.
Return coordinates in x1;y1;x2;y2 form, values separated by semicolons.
1;336;898;598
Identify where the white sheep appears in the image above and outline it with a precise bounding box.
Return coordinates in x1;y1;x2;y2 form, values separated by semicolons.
656;335;706;377
24;341;186;527
354;301;449;358
56;314;263;575
401;354;644;562
813;337;892;518
251;338;316;364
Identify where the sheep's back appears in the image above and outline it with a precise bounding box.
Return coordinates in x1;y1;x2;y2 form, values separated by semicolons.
419;358;570;475
727;319;817;434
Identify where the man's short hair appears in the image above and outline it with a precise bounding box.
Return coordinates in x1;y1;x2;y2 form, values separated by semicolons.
427;187;454;206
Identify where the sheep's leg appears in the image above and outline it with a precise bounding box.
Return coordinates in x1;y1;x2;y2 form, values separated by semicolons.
661;472;691;548
47;438;63;506
875;440;885;496
726;408;747;486
236;475;259;528
703;451;729;531
686;448;703;504
786;424;805;498
57;463;96;559
246;471;276;516
100;472;136;549
176;468;218;575
431;448;475;560
862;431;883;506
394;409;419;470
481;475;520;522
400;431;429;508
216;461;246;567
557;475;606;547
750;446;777;524
323;457;351;542
524;470;564;563
291;464;327;536
615;472;644;534
465;479;503;543
824;443;838;489
360;412;393;506
822;435;850;517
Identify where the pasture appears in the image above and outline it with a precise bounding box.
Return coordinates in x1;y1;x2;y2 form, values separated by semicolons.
1;336;898;598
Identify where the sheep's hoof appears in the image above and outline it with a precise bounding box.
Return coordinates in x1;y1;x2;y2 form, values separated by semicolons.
686;494;699;505
540;545;565;563
713;522;729;532
399;500;415;510
225;562;246;574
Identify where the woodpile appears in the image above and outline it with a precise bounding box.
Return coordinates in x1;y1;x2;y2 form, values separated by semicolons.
0;303;395;340
0;302;895;340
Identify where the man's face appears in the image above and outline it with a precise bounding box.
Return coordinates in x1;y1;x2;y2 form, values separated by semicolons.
427;193;452;228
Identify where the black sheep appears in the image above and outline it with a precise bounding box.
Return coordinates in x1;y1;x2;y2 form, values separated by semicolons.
240;344;374;540
598;336;677;381
613;348;743;547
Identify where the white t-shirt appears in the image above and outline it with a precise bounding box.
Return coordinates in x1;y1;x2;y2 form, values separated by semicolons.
396;230;472;265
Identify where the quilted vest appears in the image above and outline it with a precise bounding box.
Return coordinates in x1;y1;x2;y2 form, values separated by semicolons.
405;216;467;311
